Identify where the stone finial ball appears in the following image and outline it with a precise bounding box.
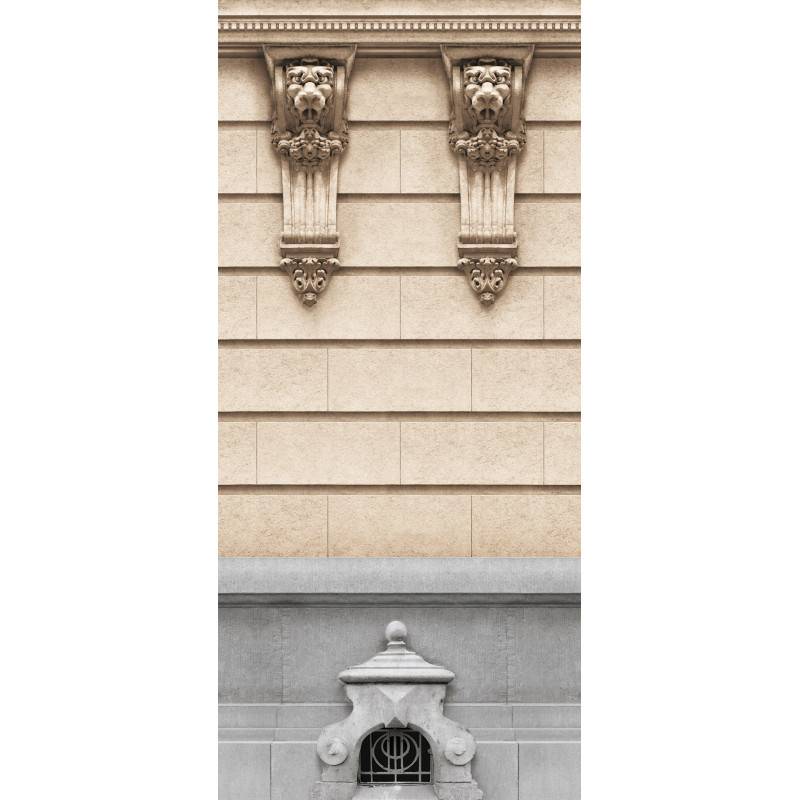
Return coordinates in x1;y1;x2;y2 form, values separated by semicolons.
385;620;407;643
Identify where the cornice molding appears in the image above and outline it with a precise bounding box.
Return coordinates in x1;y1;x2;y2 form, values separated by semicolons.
219;18;580;33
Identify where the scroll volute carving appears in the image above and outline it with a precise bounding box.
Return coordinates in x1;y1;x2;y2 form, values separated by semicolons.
442;46;534;304
264;46;356;306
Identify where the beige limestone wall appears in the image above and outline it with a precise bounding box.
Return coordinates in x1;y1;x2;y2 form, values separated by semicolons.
219;50;580;557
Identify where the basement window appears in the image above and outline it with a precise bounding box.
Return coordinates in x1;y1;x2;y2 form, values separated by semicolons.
358;729;432;785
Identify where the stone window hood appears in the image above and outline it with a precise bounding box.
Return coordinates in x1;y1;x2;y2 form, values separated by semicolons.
312;621;484;800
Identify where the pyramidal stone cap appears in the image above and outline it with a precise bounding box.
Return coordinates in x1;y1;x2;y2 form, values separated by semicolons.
338;621;455;684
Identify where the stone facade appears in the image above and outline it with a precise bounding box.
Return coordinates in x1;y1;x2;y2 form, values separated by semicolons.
219;2;580;798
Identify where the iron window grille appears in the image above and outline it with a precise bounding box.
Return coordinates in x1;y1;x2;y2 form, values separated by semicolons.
358;728;433;784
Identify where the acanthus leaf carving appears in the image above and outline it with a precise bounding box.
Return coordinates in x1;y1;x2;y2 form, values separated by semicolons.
280;257;340;307
458;256;518;305
264;46;356;306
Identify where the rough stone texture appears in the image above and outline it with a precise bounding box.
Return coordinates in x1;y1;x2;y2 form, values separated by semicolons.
339;126;402;194
256;421;400;484
471;741;519;800
544;422;581;485
544;127;581;194
400;275;543;340
219;201;282;267
400;127;459;193
507;607;581;702
219;125;257;193
349;58;450;121
218;701;579;734
219;606;283;702
401;421;544;485
219;604;579;705
255;127;282;193
279;606;512;703
516;127;545;193
218;58;272;121
512;705;580;729
219;742;271;800
328;348;471;411
256;275;401;340
219;348;328;411
271;742;319;800
219;422;257;485
518;742;580;800
219;276;257;340
218;557;580;596
471;348;580;412
472;495;580;557
526;58;580;122
338;202;458;266
219;495;328;556
517;201;581;267
327;495;471;556
544;276;581;340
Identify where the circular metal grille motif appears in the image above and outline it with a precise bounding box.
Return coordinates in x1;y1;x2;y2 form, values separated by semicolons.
359;729;432;784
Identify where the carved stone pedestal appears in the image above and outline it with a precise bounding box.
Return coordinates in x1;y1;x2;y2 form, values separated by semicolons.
311;621;484;800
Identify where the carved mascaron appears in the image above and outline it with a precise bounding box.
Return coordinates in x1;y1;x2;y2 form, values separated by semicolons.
443;47;534;304
264;46;356;305
449;61;525;170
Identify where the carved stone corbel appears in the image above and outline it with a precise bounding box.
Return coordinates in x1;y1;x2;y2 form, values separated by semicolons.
442;46;534;304
264;46;356;306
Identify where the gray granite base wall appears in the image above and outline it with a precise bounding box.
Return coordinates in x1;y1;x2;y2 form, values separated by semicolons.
218;558;580;800
220;604;580;705
219;733;579;800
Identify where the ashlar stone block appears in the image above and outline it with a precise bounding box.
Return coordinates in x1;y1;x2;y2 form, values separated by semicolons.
471;741;519;800
544;127;581;194
327;348;471;411
219;125;257;194
516;127;545;193
544;276;581;340
526;58;580;122
516;201;580;267
519;742;580;800
349;58;450;122
400;275;543;340
256;274;400;340
219;201;282;267
219;276;257;340
218;348;327;411
255;126;282;193
219;742;271;800
400;127;460;193
218;495;328;557
219;422;257;485
219;58;272;122
401;421;544;485
327;495;471;556
472;495;580;557
338;201;458;266
339;126;401;194
256;421;400;485
544;422;581;485
471;348;580;412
